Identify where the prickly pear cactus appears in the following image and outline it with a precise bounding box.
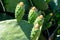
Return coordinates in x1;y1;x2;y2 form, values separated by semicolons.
30;15;44;40
0;0;60;40
0;2;33;40
28;7;38;23
32;0;48;10
15;2;25;22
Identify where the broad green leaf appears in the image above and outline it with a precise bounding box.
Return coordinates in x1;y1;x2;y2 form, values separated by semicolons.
0;19;33;40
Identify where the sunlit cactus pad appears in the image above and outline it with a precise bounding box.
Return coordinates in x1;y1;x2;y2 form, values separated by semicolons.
0;19;33;40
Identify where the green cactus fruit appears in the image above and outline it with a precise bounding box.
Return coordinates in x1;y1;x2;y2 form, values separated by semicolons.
28;7;38;23
30;15;44;40
32;0;48;10
15;2;25;22
34;15;44;25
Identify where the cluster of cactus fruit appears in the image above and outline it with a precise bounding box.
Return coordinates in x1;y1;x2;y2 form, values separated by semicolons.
15;2;45;40
0;0;60;40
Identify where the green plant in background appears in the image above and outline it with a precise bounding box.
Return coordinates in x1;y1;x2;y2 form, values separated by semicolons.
32;0;48;10
42;13;53;30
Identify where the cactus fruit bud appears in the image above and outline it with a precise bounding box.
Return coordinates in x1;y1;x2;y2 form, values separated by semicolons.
34;15;44;25
15;2;25;22
34;23;39;29
50;13;53;16
30;23;40;40
30;15;44;40
38;15;44;19
28;7;38;23
19;2;24;6
31;7;36;10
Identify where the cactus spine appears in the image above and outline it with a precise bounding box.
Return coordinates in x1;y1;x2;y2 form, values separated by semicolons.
28;7;38;23
30;15;44;40
15;2;25;22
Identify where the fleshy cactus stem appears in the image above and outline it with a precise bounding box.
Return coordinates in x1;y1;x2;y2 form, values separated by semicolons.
15;2;25;22
30;15;44;40
28;7;38;23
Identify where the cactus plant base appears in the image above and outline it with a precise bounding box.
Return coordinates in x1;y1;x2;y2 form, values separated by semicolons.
0;19;33;40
